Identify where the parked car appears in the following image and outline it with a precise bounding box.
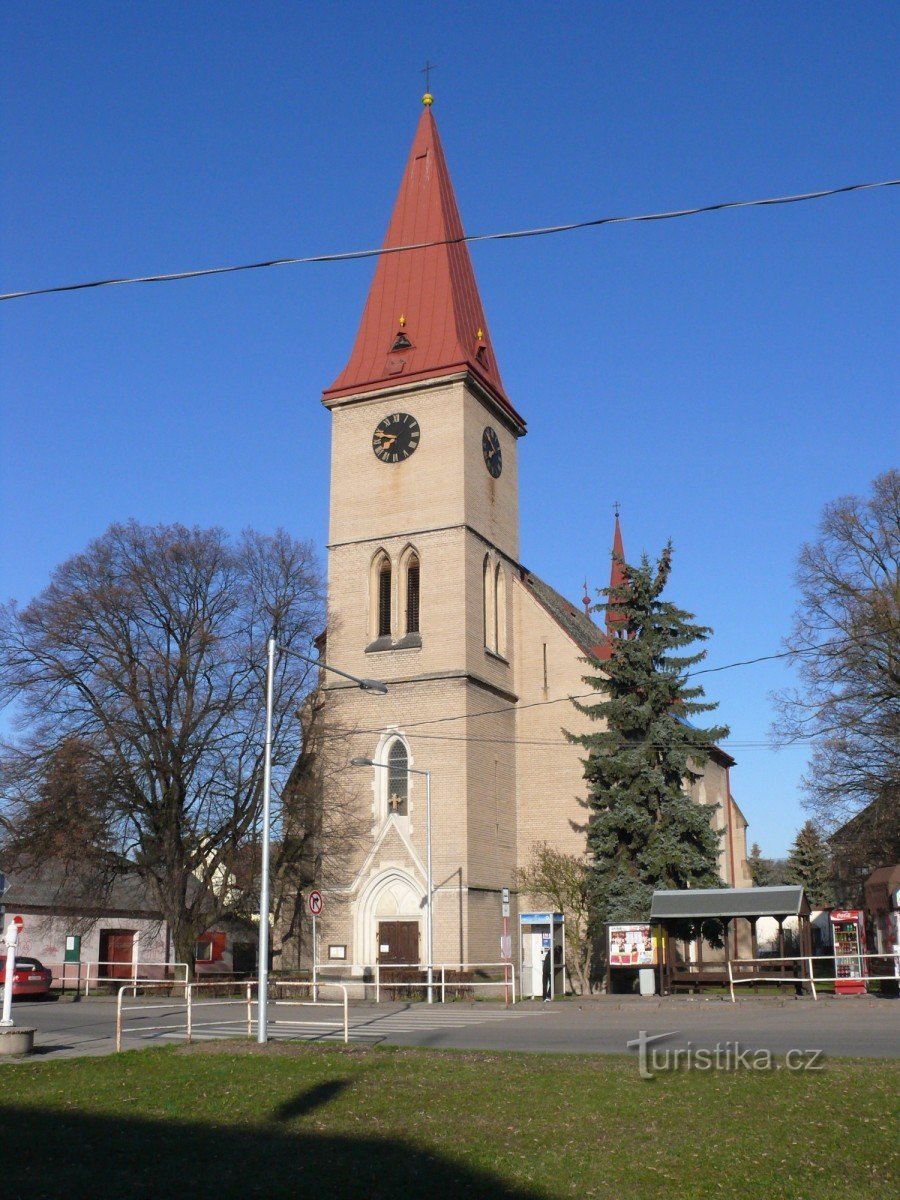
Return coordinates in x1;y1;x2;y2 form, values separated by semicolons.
0;955;53;998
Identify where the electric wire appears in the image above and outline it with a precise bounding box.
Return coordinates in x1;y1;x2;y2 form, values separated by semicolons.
2;177;897;302
323;727;814;751
331;630;868;734
318;628;882;748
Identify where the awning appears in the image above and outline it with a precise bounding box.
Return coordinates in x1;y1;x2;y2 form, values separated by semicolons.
650;886;808;920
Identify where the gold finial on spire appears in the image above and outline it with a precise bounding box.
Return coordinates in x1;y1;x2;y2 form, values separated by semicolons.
421;60;436;106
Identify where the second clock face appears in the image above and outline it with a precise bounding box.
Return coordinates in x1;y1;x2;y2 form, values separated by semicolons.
482;426;502;477
372;412;420;463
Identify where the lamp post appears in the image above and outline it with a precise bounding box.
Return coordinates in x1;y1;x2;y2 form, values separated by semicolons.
351;755;433;1003
258;638;386;1044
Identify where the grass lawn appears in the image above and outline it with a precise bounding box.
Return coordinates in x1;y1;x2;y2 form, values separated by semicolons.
2;1044;896;1199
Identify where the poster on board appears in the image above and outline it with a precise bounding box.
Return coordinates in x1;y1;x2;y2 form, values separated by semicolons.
608;923;659;967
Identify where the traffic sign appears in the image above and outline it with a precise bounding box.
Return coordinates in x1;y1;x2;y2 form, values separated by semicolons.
12;915;24;931
308;890;323;916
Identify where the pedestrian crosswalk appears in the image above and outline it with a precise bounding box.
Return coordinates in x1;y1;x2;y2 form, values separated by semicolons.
141;1004;548;1046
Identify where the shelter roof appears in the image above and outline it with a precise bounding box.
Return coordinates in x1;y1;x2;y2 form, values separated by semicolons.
650;885;809;920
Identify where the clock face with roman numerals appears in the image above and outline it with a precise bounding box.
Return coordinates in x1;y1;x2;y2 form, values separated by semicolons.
372;412;420;463
482;426;502;477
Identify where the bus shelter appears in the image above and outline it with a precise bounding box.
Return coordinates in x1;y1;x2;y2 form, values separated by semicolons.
649;886;811;993
519;912;565;999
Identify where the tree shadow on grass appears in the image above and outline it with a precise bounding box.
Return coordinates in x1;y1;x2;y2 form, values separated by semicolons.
271;1078;352;1122
2;1104;544;1200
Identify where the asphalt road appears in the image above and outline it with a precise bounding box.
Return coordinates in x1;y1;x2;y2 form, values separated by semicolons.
4;992;898;1062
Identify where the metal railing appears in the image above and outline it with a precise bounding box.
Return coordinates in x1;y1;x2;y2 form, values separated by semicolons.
37;959;191;996
727;952;900;1002
373;961;516;1005
116;978;349;1050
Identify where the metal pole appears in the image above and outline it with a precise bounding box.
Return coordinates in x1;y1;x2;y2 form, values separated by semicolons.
503;911;510;1006
312;911;318;1002
257;634;276;1043
1;922;18;1027
425;769;433;1004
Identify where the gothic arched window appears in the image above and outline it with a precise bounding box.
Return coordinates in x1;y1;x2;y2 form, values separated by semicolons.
376;554;392;638
405;553;420;635
483;555;496;653
387;739;409;817
495;563;507;657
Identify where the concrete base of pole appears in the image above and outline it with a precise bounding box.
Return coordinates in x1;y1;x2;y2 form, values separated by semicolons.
0;1027;35;1056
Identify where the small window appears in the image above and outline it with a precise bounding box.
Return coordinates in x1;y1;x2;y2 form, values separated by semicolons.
378;557;392;638
194;939;212;962
387;740;409;816
406;555;420;634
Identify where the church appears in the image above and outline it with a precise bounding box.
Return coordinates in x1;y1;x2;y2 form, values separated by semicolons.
311;95;751;981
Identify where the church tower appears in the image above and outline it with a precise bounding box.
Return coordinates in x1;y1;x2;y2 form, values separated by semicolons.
320;97;526;971
314;100;752;985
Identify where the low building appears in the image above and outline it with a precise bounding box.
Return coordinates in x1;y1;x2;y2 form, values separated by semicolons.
0;861;256;983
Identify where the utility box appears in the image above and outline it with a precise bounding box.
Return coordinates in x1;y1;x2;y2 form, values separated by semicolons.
64;935;81;963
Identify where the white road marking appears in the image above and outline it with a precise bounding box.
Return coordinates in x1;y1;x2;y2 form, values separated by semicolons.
134;1005;554;1045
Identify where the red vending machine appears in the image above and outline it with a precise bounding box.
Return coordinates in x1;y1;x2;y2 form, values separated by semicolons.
830;909;867;995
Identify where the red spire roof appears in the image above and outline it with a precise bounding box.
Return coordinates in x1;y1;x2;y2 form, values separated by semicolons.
323;105;525;431
606;511;628;638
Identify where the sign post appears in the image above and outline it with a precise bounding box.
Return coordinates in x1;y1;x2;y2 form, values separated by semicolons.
501;888;511;1005
1;917;23;1027
308;891;323;1001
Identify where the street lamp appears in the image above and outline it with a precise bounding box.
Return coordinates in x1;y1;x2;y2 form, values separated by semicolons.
258;638;386;1044
351;755;434;1003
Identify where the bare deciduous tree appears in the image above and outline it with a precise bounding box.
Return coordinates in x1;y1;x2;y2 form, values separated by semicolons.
517;842;593;994
269;687;370;970
773;469;899;836
0;521;324;967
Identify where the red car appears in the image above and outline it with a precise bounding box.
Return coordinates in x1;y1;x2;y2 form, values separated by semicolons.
0;955;53;998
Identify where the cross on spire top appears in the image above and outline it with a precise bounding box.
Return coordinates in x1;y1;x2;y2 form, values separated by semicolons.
421;60;437;104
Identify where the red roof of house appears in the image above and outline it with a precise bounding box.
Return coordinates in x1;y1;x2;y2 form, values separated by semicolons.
323;104;525;432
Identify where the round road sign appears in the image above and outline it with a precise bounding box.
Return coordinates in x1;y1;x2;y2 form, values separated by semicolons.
308;890;323;916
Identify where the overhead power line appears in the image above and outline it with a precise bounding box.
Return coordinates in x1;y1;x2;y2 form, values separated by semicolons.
323;727;814;752
2;177;897;302
326;629;874;740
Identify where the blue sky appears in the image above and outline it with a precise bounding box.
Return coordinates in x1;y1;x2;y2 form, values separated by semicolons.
2;3;897;855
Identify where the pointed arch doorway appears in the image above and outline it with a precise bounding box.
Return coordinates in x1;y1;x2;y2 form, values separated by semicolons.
356;867;424;969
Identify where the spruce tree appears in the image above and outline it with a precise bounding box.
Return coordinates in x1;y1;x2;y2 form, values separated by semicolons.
570;544;728;924
748;842;773;887
785;820;835;907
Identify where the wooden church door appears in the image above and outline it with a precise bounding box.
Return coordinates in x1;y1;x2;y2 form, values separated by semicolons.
377;920;419;967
